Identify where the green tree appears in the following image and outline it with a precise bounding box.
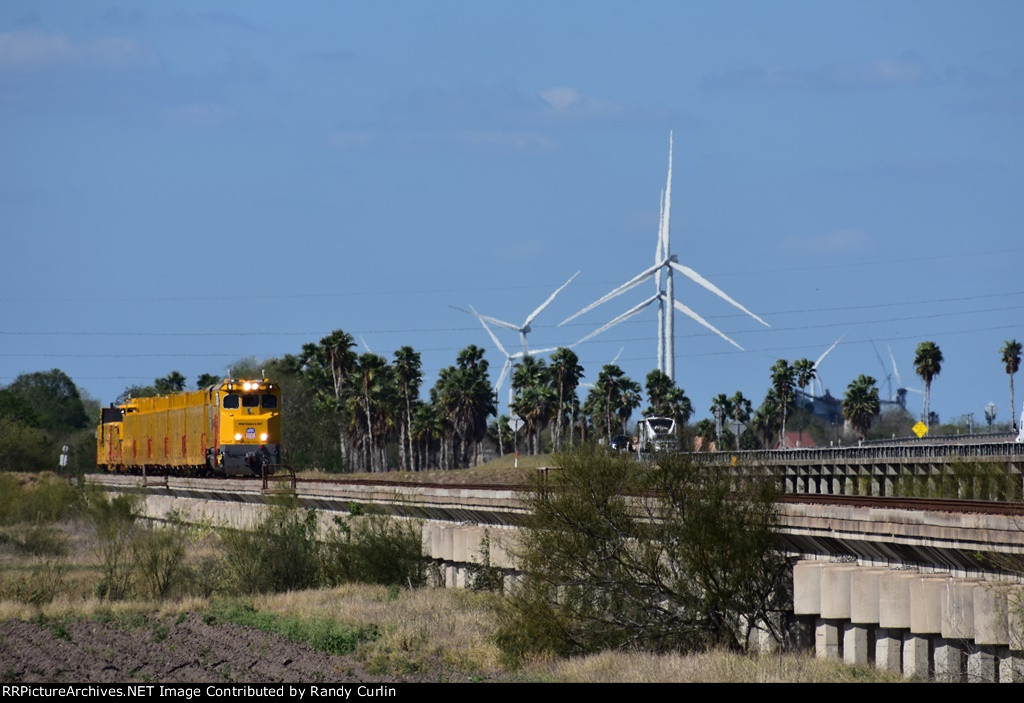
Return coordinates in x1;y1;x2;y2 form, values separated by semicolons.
548;348;584;451
346;353;396;472
1001;340;1022;431
115;384;157;405
392;346;422;470
710;394;732;448
792;358;816;446
914;341;943;425
842;375;881;440
432;346;496;468
729;391;753;450
154;371;187;394
0;389;41;427
497;447;787;660
7;369;88;434
300;330;358;468
196;373;221;389
511;355;551;455
584;365;641;444
770;360;796;448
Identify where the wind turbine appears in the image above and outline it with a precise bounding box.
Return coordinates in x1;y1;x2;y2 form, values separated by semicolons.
888;345;924;409
809;334;844;397
466;305;558;406
459;272;579;356
561;132;769;381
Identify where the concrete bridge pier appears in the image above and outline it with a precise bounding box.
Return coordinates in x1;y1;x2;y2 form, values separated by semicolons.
794;560;1024;682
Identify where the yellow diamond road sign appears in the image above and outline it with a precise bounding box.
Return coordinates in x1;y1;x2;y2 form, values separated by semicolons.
912;421;928;438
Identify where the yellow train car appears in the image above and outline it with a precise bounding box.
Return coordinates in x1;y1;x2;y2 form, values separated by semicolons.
97;378;281;476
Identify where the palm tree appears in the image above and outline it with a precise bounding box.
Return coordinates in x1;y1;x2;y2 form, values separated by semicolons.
842;375;881;440
770;360;797;448
392;346;422;470
792;358;816;447
511;355;551;454
1001;339;1022;431
710;394;732;448
586;364;640;443
728;391;752;449
913;341;943;425
155;371;187;394
548;348;584;451
347;353;396;472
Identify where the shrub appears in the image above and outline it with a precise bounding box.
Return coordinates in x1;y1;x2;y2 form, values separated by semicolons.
133;513;191;600
497;446;789;662
86;487;140;600
321;513;425;588
220;500;321;594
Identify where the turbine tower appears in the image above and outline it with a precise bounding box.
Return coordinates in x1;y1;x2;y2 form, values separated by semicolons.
561;132;769;381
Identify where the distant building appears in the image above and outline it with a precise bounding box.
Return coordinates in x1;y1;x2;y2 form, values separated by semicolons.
775;431;816;450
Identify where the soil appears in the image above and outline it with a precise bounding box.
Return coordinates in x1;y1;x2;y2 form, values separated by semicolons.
0;615;445;684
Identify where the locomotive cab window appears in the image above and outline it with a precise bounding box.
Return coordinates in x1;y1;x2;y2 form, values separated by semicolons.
223;394;240;409
242;394;260;408
261;394;278;409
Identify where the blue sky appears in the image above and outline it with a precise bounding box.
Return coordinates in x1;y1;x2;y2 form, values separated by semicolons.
3;1;1023;430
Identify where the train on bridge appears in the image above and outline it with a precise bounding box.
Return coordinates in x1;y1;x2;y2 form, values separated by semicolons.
96;377;282;477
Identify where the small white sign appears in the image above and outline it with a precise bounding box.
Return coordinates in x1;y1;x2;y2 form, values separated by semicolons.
507;415;524;433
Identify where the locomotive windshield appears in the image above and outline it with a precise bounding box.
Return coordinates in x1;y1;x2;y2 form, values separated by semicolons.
222;393;277;409
647;418;673;434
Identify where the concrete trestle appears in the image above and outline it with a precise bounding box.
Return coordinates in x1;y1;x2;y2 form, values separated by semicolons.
92;465;1024;682
794;560;1024;681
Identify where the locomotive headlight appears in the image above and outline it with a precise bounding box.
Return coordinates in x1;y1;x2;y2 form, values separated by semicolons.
243;381;252;391
234;433;243;441
260;433;269;441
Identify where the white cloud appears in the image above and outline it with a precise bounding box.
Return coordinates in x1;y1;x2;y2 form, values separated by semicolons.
539;86;582;111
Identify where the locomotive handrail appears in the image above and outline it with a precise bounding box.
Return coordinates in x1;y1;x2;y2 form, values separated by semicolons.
262;463;296;492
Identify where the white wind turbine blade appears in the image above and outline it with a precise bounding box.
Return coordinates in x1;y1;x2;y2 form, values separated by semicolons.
523;271;580;329
476;313;521;333
673;299;744;351
812;334;844;396
495;358;512;394
509;346;561;361
668;261;770;328
560;262;664;325
888;345;903;387
814;334;845;369
572;295;659;346
468;305;510;358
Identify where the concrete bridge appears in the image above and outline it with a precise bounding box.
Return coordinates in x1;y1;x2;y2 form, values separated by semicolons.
91;443;1024;682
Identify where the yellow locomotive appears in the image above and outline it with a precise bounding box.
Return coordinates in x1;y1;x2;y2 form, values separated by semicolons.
97;378;281;476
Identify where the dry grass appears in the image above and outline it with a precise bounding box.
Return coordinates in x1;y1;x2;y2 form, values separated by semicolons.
542;649;904;683
251;585;507;679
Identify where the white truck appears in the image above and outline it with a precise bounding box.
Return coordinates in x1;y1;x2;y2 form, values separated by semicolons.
637;416;678;453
